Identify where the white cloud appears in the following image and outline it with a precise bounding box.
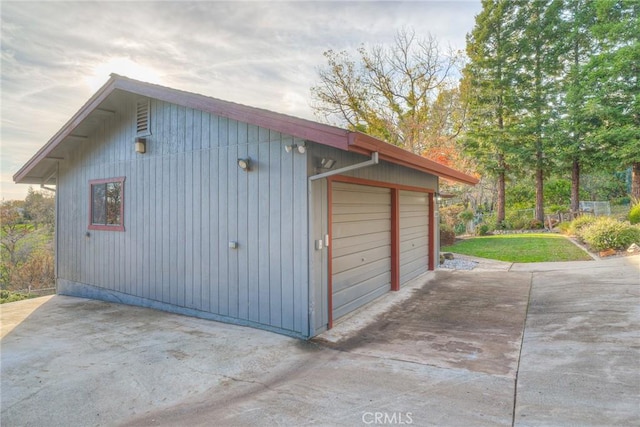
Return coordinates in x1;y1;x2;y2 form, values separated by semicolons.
1;0;481;200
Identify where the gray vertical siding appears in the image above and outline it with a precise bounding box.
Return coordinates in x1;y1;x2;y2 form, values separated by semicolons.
56;93;309;337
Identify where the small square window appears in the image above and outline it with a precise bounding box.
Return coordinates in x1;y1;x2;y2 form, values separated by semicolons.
89;177;125;231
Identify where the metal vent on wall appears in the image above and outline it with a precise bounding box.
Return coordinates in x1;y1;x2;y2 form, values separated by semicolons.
136;99;150;136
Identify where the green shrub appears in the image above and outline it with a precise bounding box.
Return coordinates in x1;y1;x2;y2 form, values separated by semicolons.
440;224;456;247
629;204;640;225
458;209;474;222
529;219;544;229
557;221;572;234
568;215;597;237
476;224;491;236
0;290;34;304
580;217;640;251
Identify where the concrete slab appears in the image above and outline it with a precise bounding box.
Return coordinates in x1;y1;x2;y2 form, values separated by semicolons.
2;255;638;426
1;294;519;427
317;270;532;377
514;255;640;426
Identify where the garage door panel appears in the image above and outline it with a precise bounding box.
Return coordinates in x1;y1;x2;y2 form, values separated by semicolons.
401;216;429;228
333;245;390;275
400;225;428;238
333;270;391;305
401;245;428;264
400;258;427;284
333;257;390;290
400;192;429;203
333;219;390;239
334;204;389;215
332;182;391;321
334;212;390;222
400;236;428;253
333;280;390;321
332;192;390;206
399;190;430;287
332;233;390;258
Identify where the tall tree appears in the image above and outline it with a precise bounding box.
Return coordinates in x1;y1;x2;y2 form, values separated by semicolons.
311;28;462;155
511;0;566;222
23;187;55;230
557;0;598;213
585;0;640;198
462;0;518;226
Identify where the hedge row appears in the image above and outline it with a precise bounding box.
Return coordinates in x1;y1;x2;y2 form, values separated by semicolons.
569;216;640;251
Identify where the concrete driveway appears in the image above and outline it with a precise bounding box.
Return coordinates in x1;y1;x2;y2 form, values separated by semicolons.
1;255;638;426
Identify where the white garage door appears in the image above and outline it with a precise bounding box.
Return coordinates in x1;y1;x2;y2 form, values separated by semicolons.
399;190;429;286
331;182;391;321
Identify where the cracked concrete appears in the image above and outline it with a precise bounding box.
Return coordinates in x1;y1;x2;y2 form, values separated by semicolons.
1;255;638;426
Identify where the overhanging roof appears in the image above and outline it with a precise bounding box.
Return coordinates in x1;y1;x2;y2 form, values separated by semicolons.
14;74;479;185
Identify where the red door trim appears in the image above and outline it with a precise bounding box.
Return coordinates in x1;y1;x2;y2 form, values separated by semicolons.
428;192;435;271
391;188;400;291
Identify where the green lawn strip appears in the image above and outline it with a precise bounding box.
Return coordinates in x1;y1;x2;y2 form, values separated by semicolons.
441;233;593;263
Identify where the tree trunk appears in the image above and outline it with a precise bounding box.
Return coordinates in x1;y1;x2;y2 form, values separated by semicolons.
632;162;640;200
571;159;580;214
497;170;506;227
535;165;544;223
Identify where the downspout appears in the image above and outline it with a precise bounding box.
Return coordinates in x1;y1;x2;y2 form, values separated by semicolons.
309;152;379;181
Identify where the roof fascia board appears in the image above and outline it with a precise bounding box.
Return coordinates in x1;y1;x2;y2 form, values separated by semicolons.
13;78;118;183
348;132;479;185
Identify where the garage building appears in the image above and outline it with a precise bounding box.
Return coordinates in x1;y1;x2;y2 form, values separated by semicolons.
14;75;477;338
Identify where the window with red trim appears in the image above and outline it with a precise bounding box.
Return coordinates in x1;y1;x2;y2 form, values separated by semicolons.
89;177;125;231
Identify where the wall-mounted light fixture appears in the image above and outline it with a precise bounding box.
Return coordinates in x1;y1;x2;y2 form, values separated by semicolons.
237;157;251;171
319;158;336;169
135;137;146;154
284;143;306;154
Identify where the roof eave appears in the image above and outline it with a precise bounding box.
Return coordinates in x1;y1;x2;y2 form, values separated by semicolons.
14;74;479;187
13;77;119;184
348;132;479;186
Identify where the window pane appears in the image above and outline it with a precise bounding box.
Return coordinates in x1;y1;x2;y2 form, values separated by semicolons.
106;182;122;225
92;184;106;224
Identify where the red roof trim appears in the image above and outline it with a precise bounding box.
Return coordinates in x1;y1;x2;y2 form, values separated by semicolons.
14;74;479;186
347;133;479;185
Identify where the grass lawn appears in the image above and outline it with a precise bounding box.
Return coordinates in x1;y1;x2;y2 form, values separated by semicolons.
441;233;593;263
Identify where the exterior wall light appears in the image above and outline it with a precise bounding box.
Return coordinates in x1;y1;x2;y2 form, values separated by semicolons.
237;157;251;171
135;137;146;154
284;143;306;154
320;158;336;169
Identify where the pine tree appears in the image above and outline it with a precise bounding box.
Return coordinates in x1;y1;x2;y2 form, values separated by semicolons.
558;0;598;213
462;0;518;226
585;0;640;198
510;0;566;222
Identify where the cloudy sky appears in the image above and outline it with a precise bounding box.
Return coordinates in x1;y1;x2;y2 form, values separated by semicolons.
1;0;481;200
